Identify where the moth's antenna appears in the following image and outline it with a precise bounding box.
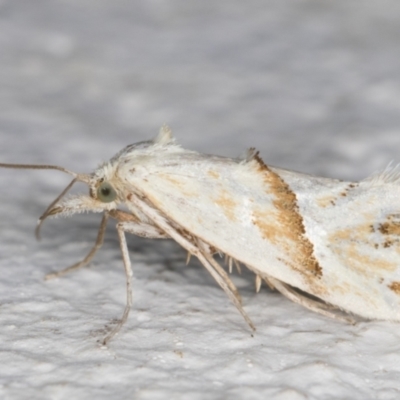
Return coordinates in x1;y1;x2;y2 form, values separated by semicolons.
0;163;77;177
0;162;91;239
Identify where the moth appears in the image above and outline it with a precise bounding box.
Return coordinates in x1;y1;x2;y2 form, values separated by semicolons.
1;126;400;344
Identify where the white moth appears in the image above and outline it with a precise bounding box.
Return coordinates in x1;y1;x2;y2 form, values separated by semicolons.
1;126;400;344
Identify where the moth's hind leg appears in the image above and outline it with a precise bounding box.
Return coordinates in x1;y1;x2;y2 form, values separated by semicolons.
267;276;356;324
45;213;110;280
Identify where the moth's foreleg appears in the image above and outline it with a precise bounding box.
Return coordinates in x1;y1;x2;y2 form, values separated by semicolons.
100;219;168;345
101;221;134;345
45;212;109;280
267;277;356;324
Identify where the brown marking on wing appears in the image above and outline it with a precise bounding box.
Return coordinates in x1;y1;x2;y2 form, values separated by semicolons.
328;225;397;275
368;214;400;249
159;174;183;186
345;243;396;272
316;183;358;208
316;194;338;208
379;221;400;236
252;208;281;244
214;189;237;222
157;173;198;197
250;154;323;281
385;239;400;249
388;282;400;294
330;223;373;242
208;170;220;179
327;279;376;303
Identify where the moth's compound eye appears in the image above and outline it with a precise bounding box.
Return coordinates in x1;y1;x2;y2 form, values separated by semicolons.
97;182;117;203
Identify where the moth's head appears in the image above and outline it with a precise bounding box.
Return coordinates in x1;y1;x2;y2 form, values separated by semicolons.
0;125;177;238
77;124;178;210
0;155;122;239
41;163;125;234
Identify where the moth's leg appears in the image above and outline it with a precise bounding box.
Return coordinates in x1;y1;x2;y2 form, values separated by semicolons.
102;221;133;345
263;276;276;290
255;274;262;293
101;219;169;345
196;240;242;305
45;213;109;280
46;210;168;281
109;210;169;239
225;256;242;274
190;240;255;330
267;276;355;324
128;195;255;331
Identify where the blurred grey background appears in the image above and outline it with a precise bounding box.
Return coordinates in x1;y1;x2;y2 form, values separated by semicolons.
1;1;400;178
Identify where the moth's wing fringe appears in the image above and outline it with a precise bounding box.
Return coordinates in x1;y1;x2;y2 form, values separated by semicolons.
267;276;356;323
255;274;262;293
224;255;242;274
364;161;400;185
